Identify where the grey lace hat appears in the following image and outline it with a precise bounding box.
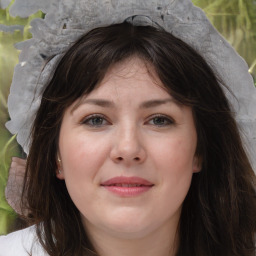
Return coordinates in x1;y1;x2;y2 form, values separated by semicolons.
5;0;256;169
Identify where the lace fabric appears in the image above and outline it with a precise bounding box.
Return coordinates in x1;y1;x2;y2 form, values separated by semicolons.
4;0;256;169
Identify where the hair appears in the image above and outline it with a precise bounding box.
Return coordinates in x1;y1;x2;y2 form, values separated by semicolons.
21;21;256;256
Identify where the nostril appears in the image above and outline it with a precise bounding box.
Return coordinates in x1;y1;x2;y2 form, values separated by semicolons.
134;157;140;161
117;157;123;161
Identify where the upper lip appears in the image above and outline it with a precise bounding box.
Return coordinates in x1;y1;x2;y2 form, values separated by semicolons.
101;176;154;186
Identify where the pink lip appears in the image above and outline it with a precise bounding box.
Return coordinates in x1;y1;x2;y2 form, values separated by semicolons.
101;176;154;197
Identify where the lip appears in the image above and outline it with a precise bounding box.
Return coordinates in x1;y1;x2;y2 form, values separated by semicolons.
101;176;154;197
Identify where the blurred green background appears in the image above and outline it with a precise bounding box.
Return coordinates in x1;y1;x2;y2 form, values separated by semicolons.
0;0;255;235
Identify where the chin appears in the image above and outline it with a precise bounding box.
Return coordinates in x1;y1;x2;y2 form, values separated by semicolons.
105;223;155;240
100;214;161;239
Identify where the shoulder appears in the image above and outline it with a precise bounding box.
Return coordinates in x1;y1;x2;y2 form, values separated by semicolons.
0;225;48;256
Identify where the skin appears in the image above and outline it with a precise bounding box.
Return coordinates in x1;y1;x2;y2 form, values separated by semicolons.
58;57;201;256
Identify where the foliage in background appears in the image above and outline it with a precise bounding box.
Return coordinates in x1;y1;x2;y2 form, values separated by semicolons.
0;0;255;235
0;1;43;234
192;0;256;84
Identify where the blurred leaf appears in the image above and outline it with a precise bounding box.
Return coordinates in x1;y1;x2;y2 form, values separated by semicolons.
0;1;44;234
0;135;19;235
192;0;256;83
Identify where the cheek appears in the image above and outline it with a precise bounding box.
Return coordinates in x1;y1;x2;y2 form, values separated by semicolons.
59;133;107;210
153;136;196;171
59;129;111;185
151;136;196;199
59;134;114;222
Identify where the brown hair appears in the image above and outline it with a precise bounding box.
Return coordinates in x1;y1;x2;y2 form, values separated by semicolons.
22;22;256;256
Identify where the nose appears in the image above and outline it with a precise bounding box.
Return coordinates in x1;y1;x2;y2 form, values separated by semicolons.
110;125;146;166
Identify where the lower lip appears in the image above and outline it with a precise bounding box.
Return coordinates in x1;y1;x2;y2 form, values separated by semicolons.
102;185;153;197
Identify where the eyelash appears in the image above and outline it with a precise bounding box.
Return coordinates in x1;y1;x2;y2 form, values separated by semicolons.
81;114;109;127
80;114;175;127
146;114;175;127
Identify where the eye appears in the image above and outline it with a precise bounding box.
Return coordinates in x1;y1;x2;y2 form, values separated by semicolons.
147;114;175;127
81;114;109;127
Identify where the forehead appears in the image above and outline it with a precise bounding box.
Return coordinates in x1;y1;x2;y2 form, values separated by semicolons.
70;56;187;114
84;57;169;99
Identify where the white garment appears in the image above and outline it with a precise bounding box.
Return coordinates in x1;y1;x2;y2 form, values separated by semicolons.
0;225;48;256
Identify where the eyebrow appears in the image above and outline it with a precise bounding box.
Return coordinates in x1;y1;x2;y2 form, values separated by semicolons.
72;98;179;112
80;99;114;107
71;99;114;112
139;99;178;108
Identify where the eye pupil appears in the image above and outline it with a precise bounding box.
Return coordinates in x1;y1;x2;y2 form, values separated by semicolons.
153;117;166;125
91;117;103;125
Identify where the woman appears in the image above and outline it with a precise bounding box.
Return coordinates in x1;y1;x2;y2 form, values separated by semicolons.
1;3;256;256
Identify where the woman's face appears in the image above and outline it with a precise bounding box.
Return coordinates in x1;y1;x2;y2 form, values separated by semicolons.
58;57;200;240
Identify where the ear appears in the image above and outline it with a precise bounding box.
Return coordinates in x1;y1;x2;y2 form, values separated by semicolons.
56;156;65;180
192;155;202;173
56;170;65;180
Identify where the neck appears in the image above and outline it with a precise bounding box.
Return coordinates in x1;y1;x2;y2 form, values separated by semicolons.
84;219;179;256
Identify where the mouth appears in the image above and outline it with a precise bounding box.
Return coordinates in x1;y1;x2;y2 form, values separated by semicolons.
100;176;154;197
104;183;151;187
